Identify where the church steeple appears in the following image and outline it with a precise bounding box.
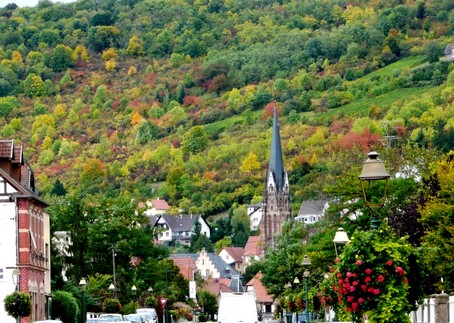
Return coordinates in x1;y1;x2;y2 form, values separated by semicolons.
259;102;292;250
268;104;285;193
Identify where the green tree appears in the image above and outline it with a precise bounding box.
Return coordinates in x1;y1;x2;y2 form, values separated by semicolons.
126;35;144;57
0;96;19;117
197;291;218;320
50;45;75;72
182;126;209;155
420;153;454;292
52;291;79;323
24;73;46;97
87;26;120;52
136;120;161;144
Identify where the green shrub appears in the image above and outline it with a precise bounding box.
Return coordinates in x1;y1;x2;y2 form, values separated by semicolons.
52;291;79;323
4;291;32;318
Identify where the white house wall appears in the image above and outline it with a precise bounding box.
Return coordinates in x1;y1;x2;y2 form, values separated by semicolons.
0;202;19;323
196;250;219;279
199;217;211;238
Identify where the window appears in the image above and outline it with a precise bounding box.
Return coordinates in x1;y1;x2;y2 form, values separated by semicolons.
0;268;3;280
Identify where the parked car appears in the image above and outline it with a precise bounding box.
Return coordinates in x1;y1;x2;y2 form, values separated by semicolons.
136;313;154;323
124;314;144;323
136;308;157;323
86;319;109;323
98;313;129;322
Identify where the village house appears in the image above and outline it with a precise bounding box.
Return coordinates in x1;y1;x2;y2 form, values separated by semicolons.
294;199;329;224
153;214;210;245
0;140;50;323
217;246;245;273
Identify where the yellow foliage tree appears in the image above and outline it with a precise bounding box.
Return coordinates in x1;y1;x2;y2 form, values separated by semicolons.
240;152;261;173
105;60;117;72
126;35;144;57
74;44;90;62
101;48;118;61
131;112;144;125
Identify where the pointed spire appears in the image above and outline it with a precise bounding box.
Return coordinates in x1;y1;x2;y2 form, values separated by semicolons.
268;101;285;192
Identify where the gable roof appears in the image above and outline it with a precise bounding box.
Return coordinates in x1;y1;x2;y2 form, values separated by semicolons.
151;198;170;210
244;236;262;256
246;271;273;303
219;247;245;263
160;214;199;232
169;253;198;280
202;278;234;298
206;252;239;278
297;199;327;216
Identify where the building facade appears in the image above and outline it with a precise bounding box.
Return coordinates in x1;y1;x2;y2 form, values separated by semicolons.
259;106;291;249
0;140;50;323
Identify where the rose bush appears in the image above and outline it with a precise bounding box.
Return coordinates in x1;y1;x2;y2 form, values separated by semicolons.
320;226;424;323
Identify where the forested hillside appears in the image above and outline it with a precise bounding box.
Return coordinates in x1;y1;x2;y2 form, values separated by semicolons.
0;0;453;219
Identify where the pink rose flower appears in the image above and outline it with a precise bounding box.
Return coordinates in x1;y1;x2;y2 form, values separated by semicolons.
365;268;372;275
378;275;385;282
356;260;363;265
386;260;394;266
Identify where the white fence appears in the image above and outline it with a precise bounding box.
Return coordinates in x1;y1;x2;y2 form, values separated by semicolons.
410;295;454;323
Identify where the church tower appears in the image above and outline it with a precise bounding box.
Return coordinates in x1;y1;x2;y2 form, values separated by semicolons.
260;105;291;249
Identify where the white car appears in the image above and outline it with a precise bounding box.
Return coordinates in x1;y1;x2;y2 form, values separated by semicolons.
98;313;129;322
136;308;158;323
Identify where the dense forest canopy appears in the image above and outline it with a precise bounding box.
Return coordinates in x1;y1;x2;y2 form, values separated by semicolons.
2;0;454;319
0;0;453;218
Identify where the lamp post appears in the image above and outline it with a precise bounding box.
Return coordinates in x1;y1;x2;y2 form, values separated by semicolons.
12;268;20;291
284;282;292;323
333;227;350;258
79;278;87;323
293;277;300;323
110;244;117;298
131;285;137;303
359;151;390;230
301;255;311;323
12;269;20;323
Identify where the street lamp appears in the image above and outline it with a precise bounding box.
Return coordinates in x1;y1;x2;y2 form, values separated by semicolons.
301;255;311;323
12;268;20;291
79;278;87;323
131;285;137;302
333;227;350;258
359;151;390;230
293;277;300;322
110;244;117;298
12;269;20;323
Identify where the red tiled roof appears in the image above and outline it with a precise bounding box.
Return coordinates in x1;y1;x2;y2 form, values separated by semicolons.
151;198;170;210
170;256;197;280
246;271;273;303
220;247;245;263
202;278;234;299
244;236;262;256
0;139;14;159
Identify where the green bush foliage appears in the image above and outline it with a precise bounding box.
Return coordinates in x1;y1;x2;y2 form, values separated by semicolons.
3;291;32;318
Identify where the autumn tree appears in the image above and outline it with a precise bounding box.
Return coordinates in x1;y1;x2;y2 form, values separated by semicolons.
240;152;261;174
50;45;75;72
181;126;209;155
419;153;454;292
126;35;144;57
24;73;46;97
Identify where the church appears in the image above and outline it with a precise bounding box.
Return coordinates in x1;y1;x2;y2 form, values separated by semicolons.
259;105;292;250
